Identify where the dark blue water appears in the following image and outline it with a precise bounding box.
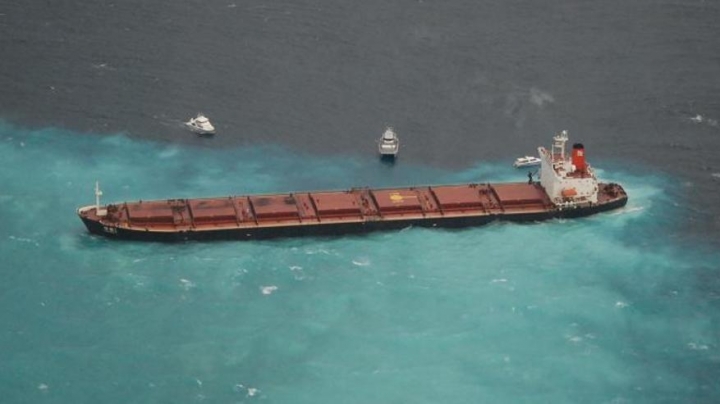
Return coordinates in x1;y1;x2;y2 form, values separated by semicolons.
1;1;719;402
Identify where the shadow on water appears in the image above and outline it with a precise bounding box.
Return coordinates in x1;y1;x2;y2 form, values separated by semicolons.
379;155;397;167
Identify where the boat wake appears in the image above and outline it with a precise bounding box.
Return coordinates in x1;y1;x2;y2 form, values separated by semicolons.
688;114;719;127
609;206;644;216
180;278;196;291
352;258;371;267
8;235;40;246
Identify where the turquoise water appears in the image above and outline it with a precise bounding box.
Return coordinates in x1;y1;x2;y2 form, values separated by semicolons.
1;123;718;403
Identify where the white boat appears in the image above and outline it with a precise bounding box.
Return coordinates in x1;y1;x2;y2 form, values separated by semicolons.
513;155;541;168
378;127;399;157
185;113;215;135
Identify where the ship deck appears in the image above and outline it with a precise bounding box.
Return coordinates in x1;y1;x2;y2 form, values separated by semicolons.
82;182;558;233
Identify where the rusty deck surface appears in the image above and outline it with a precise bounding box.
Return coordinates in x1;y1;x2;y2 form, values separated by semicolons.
92;182;556;232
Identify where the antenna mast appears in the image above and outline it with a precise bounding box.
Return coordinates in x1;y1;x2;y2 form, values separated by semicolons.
552;130;568;162
95;181;107;217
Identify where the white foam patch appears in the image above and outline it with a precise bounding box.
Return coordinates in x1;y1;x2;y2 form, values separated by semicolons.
118;273;151;291
180;278;196;290
529;87;555;106
689;114;718;127
289;265;306;280
261;285;278;295
8;235;40;246
304;248;334;256
91;62;113;70
233;383;260;397
352;258;370;266
158;147;180;159
608;206;644;216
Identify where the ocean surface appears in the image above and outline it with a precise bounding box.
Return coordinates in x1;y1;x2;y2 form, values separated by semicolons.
1;1;719;402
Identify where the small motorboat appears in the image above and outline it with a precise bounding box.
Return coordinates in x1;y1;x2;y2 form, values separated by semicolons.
378;127;399;158
513;155;541;168
186;113;215;135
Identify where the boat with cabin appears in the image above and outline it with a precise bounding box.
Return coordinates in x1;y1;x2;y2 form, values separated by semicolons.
186;113;215;135
378;127;399;158
513;155;542;168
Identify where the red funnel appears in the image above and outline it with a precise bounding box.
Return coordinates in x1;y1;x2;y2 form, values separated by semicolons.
572;143;586;172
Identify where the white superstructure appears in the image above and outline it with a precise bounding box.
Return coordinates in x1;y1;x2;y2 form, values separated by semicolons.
538;130;599;205
378;127;400;156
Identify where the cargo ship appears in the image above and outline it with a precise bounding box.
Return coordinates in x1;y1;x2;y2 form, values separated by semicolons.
77;131;628;242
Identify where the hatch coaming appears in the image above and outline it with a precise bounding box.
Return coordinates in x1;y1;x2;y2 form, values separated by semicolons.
80;181;565;234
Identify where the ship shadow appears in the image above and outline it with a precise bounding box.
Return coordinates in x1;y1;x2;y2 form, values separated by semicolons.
379;155;397;166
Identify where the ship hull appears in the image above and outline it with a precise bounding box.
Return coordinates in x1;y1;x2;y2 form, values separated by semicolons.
78;188;628;242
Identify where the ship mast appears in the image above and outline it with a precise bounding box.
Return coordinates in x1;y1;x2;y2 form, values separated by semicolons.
95;181;107;217
552;130;568;163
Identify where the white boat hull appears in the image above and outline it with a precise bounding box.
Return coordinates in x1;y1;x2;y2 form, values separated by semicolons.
379;144;399;156
513;161;540;168
186;123;215;135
